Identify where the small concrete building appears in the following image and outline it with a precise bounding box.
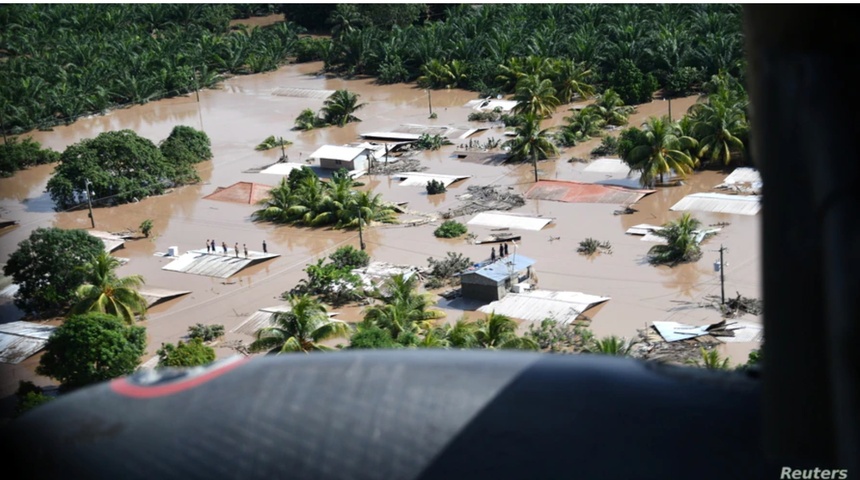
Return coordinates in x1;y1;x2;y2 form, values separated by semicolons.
309;143;385;171
460;255;536;302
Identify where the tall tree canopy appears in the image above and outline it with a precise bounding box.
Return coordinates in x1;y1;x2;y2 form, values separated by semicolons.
3;227;104;316
36;312;146;389
47;127;209;210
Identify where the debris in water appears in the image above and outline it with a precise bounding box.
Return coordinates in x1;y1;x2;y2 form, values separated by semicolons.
703;292;763;317
441;185;525;219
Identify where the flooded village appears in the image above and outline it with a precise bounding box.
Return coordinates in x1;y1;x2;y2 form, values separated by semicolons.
0;7;762;406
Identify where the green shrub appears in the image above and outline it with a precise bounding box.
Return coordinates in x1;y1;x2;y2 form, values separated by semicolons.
139;219;154;237
328;245;370;270
157;338;216;368
434;220;467;238
426;179;447;195
188;323;225;342
590;136;619;157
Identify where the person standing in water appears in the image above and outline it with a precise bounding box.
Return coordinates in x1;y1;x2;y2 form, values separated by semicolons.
262;240;267;253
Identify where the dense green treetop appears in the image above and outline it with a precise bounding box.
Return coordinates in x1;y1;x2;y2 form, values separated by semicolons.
36;312;146;389
157;338;216;368
0;137;60;177
47;127;209;210
0;4;303;134
3;227;105;317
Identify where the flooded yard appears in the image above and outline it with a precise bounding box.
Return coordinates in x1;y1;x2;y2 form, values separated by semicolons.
0;61;761;392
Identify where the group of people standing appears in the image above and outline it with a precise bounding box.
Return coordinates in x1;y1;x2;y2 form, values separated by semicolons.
490;242;511;262
205;239;268;258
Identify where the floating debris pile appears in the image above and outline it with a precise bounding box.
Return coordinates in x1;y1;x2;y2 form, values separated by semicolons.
442;185;525;219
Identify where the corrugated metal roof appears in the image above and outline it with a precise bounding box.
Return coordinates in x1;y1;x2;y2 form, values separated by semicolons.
720;167;761;186
361;124;484;141
653;320;762;343
162;249;280;278
89;230;126;252
271;87;335;99
478;290;610;325
391;172;470;187
467;212;553;231
625;224;664;236
464;255;535;282
464;99;518;112
232;305;292;336
360;132;422;141
309;145;367;161
259;162;309;176
671;193;761;216
526;180;654;205
0;321;57;364
584;158;632;174
137;287;191;307
0;274;18;299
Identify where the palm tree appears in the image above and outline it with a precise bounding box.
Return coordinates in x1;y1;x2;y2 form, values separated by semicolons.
584;336;633;356
293;108;321;131
444;317;480;348
551;58;595;104
511;74;560;119
474;312;538;350
503;113;559;182
321;90;366;127
689;347;730;370
647;213;703;266
622;116;698;187
249;294;350;354
363;273;444;339
556;109;605;147
584;89;633;126
689;95;747;166
71;252;147;325
327;4;365;40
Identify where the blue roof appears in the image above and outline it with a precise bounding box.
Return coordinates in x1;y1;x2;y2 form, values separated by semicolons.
466;255;535;282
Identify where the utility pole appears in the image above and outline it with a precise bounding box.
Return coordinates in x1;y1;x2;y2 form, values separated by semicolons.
427;89;433;117
357;206;366;251
719;244;726;304
85;178;95;228
280;137;287;162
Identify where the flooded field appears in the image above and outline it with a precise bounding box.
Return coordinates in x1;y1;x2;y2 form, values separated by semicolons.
0;61;761;393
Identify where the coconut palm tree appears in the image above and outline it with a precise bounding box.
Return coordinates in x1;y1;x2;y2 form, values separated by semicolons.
622;116;698;187
363;273;445;339
551;58;595;104
647;213;703;266
689;95;747;166
503;113;559;182
71;252;147;325
293;108;321;131
474;312;538;350
584;89;634;126
584;336;633;356
443;317;480;348
690;347;730;370
321;89;366;127
249;294;350;354
556;109;605;147
512;74;560;119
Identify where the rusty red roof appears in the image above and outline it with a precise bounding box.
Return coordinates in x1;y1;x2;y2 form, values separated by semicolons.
525;180;654;204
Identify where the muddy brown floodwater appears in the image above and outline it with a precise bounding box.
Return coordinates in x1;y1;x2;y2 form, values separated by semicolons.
0;60;762;395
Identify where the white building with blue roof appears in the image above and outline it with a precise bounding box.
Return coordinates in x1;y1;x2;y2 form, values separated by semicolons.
460;254;536;302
